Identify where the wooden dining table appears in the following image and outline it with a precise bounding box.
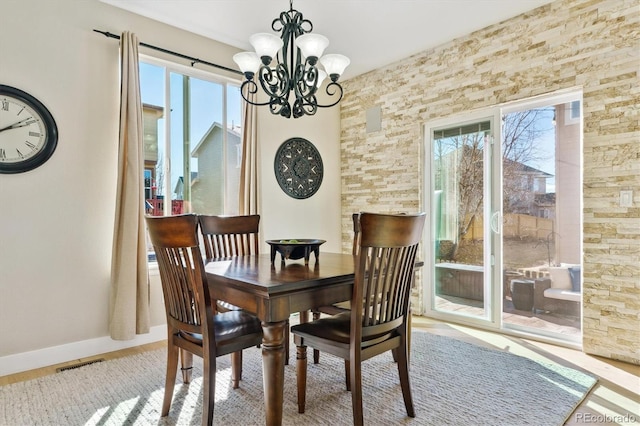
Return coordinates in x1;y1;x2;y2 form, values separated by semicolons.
204;251;356;426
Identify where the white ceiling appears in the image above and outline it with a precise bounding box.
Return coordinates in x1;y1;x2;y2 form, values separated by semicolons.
100;0;554;80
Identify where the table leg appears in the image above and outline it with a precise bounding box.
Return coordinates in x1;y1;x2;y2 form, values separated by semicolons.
261;320;286;426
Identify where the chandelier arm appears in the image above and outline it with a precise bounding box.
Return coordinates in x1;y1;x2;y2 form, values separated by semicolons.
239;80;273;107
258;64;288;98
269;97;292;118
257;64;290;100
294;81;345;115
293;62;318;99
292;95;318;118
313;82;345;109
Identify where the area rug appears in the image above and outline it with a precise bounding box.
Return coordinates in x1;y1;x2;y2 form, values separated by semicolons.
0;331;596;426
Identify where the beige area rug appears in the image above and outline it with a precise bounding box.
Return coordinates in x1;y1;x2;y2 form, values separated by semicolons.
0;331;596;426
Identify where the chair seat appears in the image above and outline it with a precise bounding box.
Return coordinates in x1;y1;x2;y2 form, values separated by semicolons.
292;312;352;343
179;310;262;346
293;312;396;350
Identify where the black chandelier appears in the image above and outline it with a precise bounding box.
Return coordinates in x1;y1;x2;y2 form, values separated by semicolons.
233;1;350;119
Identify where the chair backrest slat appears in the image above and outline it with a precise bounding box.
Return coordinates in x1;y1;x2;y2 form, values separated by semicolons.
199;215;260;260
353;213;426;337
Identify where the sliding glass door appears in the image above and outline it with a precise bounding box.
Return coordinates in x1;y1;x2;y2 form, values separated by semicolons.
501;96;582;343
429;116;495;322
424;92;582;344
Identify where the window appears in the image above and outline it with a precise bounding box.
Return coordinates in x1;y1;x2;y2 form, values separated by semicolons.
140;57;243;218
565;100;581;125
140;57;243;262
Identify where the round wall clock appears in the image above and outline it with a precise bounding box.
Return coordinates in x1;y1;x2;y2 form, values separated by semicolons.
0;85;58;174
274;137;324;199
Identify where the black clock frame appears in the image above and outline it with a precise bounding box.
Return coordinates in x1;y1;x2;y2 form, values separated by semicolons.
0;85;58;174
274;137;324;199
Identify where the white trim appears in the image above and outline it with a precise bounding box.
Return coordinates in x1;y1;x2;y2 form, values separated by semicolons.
140;54;241;86
0;325;167;377
500;89;582;114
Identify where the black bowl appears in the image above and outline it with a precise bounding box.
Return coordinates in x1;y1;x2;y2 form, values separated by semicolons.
266;239;326;264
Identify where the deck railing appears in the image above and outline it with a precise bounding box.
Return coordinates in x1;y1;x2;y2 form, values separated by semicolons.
145;199;184;216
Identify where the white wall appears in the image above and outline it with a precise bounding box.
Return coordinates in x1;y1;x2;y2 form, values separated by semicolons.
0;0;341;375
258;107;342;254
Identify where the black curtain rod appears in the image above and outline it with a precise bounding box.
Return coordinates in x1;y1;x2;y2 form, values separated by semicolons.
93;29;243;76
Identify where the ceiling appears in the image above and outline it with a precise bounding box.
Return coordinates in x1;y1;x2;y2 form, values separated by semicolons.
99;0;554;80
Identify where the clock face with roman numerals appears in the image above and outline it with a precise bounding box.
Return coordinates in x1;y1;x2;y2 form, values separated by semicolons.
274;137;324;199
0;85;58;174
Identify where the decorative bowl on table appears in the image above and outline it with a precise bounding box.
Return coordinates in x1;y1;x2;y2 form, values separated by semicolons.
266;239;326;265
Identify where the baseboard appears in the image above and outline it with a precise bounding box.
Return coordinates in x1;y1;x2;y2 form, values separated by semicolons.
0;325;167;377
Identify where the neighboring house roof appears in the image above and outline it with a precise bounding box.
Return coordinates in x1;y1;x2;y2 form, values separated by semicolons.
504;157;554;178
174;172;199;195
191;122;241;157
142;103;164;115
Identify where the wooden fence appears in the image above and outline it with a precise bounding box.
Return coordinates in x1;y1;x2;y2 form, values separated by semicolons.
462;213;554;240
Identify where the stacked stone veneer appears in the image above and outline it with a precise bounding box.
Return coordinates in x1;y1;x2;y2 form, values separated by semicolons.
339;0;639;364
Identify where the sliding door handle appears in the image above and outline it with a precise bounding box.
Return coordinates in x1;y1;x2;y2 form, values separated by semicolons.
490;211;501;234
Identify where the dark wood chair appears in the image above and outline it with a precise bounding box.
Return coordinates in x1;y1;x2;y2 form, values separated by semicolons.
310;213;360;362
292;212;426;426
197;214;290;365
146;214;263;425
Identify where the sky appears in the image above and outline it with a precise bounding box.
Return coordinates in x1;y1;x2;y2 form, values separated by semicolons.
520;108;556;193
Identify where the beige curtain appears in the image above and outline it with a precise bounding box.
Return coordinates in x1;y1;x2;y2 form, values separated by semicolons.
238;88;259;215
109;31;150;340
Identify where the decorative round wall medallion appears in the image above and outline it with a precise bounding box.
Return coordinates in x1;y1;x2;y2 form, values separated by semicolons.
274;137;324;199
0;85;58;174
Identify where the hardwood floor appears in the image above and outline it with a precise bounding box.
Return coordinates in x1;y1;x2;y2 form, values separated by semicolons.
1;316;638;425
0;341;166;386
410;316;639;425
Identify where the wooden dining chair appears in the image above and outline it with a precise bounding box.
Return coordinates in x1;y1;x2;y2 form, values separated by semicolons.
198;214;290;365
310;212;360;363
291;212;426;426
146;214;263;426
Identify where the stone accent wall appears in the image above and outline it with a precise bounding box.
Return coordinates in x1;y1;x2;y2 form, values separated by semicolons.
340;0;639;364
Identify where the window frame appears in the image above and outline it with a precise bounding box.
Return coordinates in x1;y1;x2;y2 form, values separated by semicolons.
139;54;244;267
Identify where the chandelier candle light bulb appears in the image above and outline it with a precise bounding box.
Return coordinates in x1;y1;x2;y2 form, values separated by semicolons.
249;33;283;64
294;33;329;63
319;54;351;82
233;52;261;79
232;0;349;118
